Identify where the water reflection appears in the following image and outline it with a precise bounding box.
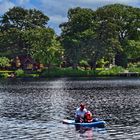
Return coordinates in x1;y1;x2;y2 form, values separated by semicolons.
0;78;140;139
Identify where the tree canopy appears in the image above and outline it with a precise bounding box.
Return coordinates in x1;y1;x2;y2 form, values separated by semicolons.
23;28;63;68
1;7;49;31
60;4;140;69
0;4;139;70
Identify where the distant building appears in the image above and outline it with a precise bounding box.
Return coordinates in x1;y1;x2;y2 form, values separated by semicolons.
12;56;41;70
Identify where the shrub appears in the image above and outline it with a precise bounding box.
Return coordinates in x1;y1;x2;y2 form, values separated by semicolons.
1;73;9;78
0;57;11;68
98;66;124;76
15;69;25;77
40;67;99;77
79;60;89;69
128;67;140;73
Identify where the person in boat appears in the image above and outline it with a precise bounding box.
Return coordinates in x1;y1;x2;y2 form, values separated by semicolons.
84;111;93;123
75;103;87;123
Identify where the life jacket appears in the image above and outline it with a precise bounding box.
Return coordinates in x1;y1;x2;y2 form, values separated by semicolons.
85;111;93;123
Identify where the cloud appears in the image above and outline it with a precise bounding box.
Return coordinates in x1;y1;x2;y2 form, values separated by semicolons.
13;0;35;9
38;0;139;34
18;0;30;5
40;0;140;11
48;15;68;35
38;0;140;20
0;0;15;14
49;15;67;24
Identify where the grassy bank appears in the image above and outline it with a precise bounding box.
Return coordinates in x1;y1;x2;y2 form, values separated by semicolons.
40;66;139;77
0;66;139;78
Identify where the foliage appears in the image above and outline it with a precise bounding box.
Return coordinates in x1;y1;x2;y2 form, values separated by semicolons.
0;70;14;78
127;62;140;73
0;57;11;68
60;4;140;69
23;28;63;67
97;58;109;68
0;73;9;78
40;66;126;77
1;7;49;30
60;7;96;69
79;60;89;68
0;4;139;76
96;4;140;67
0;29;27;57
0;6;49;57
98;66;125;76
127;40;140;59
41;67;90;77
40;66;101;77
15;69;25;77
127;67;140;73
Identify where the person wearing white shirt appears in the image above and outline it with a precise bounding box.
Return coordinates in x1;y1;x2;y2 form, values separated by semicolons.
75;103;87;122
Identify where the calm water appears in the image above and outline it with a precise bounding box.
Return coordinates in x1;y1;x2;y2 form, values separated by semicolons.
0;78;140;140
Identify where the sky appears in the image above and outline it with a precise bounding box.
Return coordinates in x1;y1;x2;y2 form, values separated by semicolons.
0;0;140;34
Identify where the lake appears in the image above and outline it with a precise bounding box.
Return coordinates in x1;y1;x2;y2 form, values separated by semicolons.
0;78;140;140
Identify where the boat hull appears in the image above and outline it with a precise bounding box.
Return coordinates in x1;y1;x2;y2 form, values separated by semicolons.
62;119;105;128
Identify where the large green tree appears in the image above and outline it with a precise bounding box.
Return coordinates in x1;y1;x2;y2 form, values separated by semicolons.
127;40;140;59
0;7;50;57
60;7;96;69
1;7;49;31
0;28;26;57
23;28;63;69
60;4;140;69
96;4;140;67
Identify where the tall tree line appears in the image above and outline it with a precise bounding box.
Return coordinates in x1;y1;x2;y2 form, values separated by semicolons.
0;7;62;68
0;4;139;69
60;4;140;69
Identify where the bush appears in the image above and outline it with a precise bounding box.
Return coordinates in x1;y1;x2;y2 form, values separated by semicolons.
15;69;25;77
40;67;99;77
98;66;124;76
128;67;140;73
1;73;10;78
97;58;109;68
0;57;11;68
127;62;140;73
79;60;89;69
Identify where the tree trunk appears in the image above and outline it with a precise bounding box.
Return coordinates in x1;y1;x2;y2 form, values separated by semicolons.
92;59;97;70
47;62;51;75
91;54;98;70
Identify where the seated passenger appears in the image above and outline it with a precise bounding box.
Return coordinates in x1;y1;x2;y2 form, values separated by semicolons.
84;111;93;123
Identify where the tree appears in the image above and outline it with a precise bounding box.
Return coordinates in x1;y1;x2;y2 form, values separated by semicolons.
0;28;26;57
1;7;49;31
0;7;50;57
60;7;96;69
127;40;140;59
0;57;11;69
95;4;140;67
23;28;63;69
60;5;140;69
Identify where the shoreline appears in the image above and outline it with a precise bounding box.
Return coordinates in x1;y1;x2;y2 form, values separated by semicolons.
2;75;140;81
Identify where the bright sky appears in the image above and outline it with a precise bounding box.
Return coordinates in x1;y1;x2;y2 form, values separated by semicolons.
0;0;140;34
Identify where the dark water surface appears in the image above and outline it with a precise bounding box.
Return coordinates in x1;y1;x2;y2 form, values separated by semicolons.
0;78;140;140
